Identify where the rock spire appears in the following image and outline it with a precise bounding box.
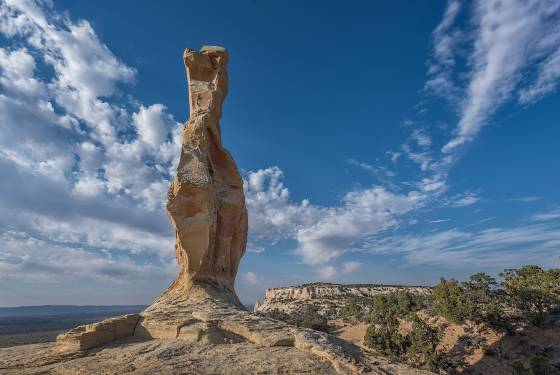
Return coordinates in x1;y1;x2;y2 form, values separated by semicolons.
48;46;429;375
166;45;248;294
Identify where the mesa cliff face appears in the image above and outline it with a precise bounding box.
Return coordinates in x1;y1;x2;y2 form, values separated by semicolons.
264;283;432;301
255;283;432;315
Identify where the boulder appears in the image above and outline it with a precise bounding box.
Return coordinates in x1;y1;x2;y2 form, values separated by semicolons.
55;314;139;352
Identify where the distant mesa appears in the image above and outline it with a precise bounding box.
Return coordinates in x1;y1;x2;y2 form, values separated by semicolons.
255;283;432;315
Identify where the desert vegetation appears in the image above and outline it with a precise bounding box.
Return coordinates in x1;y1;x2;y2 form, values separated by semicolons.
261;306;330;333
367;265;559;373
259;265;560;374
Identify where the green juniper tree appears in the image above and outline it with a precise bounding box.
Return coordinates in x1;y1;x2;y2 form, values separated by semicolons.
501;265;560;326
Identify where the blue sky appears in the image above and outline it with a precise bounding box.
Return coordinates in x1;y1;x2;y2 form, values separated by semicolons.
0;0;559;307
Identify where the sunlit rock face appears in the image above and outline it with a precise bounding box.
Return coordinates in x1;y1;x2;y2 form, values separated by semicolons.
166;45;248;294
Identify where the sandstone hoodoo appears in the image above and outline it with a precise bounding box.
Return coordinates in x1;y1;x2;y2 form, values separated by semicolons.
130;46;250;342
21;46;435;374
167;45;248;295
54;45;251;349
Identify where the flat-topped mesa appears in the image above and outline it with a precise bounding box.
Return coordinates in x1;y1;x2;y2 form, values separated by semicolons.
264;283;432;301
164;45;247;298
255;283;433;315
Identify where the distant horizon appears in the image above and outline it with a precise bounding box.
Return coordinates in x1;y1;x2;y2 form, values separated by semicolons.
1;0;559;306
0;271;547;308
0;304;148;309
0;279;441;308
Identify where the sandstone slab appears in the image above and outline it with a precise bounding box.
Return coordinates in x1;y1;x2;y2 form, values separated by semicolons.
55;314;139;352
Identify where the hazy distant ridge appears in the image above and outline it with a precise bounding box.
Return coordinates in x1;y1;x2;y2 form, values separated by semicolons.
0;305;147;318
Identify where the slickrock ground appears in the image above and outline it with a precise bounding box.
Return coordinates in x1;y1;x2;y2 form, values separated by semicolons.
0;46;435;375
0;339;437;374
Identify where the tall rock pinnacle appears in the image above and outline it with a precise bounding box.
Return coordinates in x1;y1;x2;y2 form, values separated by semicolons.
50;47;426;375
166;45;248;294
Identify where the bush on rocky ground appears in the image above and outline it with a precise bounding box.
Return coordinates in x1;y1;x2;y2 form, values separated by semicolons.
364;311;407;358
368;291;424;323
363;265;560;372
260;306;329;333
365;291;443;371
339;299;364;321
501;265;560;327
364;310;444;371
432;272;509;330
431;265;560;328
299;306;329;332
404;315;443;371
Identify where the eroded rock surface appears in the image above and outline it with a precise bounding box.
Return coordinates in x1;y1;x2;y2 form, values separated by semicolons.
167;45;247;294
56;314;139;352
264;283;432;302
0;340;435;375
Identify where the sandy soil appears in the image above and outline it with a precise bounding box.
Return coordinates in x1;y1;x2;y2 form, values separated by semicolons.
328;311;560;375
329;319;369;349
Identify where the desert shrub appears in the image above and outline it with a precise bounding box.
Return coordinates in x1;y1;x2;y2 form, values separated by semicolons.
364;314;408;358
339;298;363;320
462;272;500;308
369;291;424;323
261;307;329;332
405;315;443;371
512;361;532;375
323;306;338;320
264;308;291;322
464;272;511;330
369;294;399;323
458;333;487;350
365;298;448;371
364;314;450;371
298;306;329;332
501;265;560;326
395;290;426;314
366;292;414;358
432;273;508;329
436;355;466;373
432;277;474;323
433;266;560;329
